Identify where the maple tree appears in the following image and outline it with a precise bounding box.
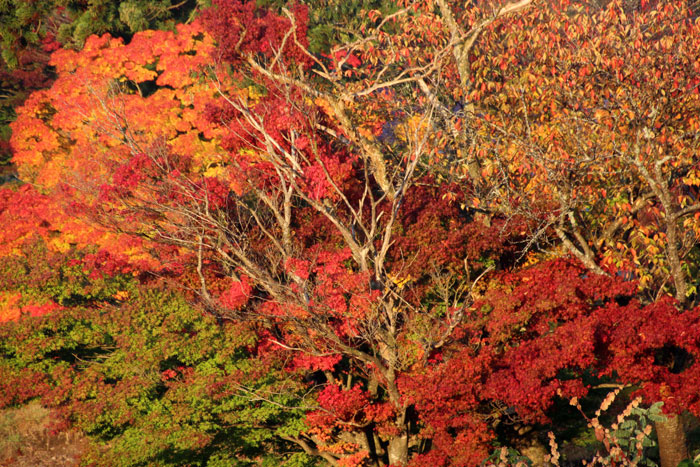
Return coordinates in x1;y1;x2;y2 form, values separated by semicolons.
0;0;210;169
9;5;512;464
404;258;700;466
3;0;700;466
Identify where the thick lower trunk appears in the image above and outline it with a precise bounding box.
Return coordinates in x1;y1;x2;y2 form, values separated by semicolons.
656;414;688;467
387;434;408;466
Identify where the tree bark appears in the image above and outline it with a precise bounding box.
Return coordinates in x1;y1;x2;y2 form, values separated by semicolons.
656;414;688;467
387;434;408;466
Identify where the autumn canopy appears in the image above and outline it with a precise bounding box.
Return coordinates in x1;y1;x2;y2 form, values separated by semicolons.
1;0;700;466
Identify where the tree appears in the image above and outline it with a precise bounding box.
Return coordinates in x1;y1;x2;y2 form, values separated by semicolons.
10;7;512;464
0;0;208;70
0;241;309;466
457;2;700;463
0;0;211;168
465;0;700;303
404;258;700;466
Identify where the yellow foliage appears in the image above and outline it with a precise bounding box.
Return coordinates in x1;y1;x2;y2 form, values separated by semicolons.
0;292;22;324
388;273;412;290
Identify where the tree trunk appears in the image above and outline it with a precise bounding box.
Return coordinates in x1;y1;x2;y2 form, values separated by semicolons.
656;414;688;467
387;434;408;466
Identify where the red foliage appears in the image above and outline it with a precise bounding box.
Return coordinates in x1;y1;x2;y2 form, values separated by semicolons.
113;153;153;190
80;250;134;279
5;1;700;464
400;259;700;464
289;353;342;372
218;275;253;310
307;384;370;428
21;301;62;319
201;0;312;68
595;298;700;415
400;350;495;467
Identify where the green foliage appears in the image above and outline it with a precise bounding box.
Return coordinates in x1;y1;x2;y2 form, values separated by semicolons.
481;446;533;466
0;245;310;465
606;402;665;467
0;0;209;69
308;0;398;52
258;0;397;53
1;286;309;466
679;454;700;467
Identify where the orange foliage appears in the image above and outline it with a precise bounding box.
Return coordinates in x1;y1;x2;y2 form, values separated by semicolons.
0;292;21;323
0;291;61;324
11;22;221;191
8;22;227;270
0;185;158;269
466;0;700;297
